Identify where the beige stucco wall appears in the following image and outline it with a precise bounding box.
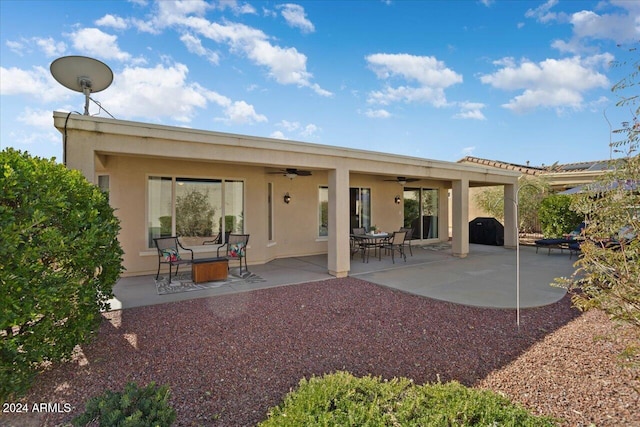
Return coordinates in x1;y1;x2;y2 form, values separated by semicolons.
103;155;449;276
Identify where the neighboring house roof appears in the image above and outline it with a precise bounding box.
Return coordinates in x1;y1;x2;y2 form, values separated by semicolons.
457;156;545;175
547;160;613;173
458;156;613;174
458;156;616;191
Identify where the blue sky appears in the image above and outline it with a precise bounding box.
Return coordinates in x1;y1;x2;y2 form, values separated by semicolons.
1;0;638;166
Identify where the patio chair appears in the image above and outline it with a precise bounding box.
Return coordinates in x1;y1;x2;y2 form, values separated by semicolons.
399;227;414;256
153;236;194;282
379;230;407;263
216;233;250;275
351;227;374;261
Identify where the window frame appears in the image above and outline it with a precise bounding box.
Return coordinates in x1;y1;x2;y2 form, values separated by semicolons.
146;174;245;248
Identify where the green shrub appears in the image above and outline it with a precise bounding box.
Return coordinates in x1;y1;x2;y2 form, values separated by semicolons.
72;382;176;427
0;148;123;402
538;194;582;237
259;371;558;426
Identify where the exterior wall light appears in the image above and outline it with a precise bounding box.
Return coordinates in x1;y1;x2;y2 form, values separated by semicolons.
284;192;291;204
394;195;402;204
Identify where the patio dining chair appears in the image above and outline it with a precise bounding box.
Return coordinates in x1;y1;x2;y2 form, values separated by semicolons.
153;236;194;282
351;227;375;261
399;227;414;256
379;230;407;263
216;233;250;275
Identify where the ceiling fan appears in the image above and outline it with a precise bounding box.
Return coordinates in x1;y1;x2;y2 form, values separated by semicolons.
384;176;420;185
269;168;312;178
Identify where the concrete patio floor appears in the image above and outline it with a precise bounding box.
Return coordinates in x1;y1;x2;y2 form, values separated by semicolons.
109;243;575;311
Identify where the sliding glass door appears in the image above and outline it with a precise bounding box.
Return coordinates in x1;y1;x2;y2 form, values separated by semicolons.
403;187;439;239
350;187;371;231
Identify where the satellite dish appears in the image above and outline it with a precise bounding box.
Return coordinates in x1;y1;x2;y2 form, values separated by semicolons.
50;55;113;115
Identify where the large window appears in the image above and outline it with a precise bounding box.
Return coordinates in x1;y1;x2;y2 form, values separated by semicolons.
403;188;439;239
148;176;243;247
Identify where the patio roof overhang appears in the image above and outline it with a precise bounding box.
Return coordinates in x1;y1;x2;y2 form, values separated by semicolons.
53;112;519;188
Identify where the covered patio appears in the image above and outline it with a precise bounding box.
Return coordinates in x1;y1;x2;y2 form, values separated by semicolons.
109;243;573;311
55;112;521;280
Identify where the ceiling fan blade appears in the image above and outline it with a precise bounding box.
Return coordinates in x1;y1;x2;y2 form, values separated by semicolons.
295;170;312;176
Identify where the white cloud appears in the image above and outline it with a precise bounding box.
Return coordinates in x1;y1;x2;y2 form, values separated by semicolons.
0;66;67;102
17;108;54;128
569;9;639;43
479;56;610;113
180;33;220;64
364;108;391;118
528;1;639;54
454;102;486;120
7;129;60;148
99;62;266;125
278;4;315;33
525;0;562;24
278;120;300;131
366;53;462;106
462;146;476;156
218;0;256;15
96;14;129;30
214;99;267;124
300;123;319;137
6;39;26;55
142;5;331;96
34;37;66;57
275;120;318;137
269;130;287;139
68;28;133;62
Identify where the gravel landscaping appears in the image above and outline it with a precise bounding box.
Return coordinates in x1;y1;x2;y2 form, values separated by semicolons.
3;277;639;426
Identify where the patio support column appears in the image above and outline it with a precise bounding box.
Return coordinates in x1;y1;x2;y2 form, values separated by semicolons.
503;183;517;248
327;167;350;277
451;178;469;257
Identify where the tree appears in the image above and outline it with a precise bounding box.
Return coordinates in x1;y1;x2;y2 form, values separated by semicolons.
538;194;583;238
556;46;639;329
474;175;550;234
175;189;215;237
0;149;124;402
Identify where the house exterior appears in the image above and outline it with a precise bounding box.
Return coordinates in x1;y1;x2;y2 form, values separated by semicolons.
54;112;520;278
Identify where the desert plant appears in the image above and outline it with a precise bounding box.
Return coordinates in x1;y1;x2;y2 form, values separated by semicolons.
72;382;176;427
555;44;639;329
259;371;557;426
0;148;123;403
538;194;583;238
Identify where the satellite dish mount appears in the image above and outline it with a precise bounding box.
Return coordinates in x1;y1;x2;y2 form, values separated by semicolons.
50;56;113;116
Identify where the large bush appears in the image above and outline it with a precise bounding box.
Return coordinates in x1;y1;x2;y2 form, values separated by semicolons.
0;148;123;402
538;194;583;238
259;371;557;426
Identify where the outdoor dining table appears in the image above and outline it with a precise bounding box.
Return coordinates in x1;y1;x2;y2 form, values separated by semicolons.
350;232;390;262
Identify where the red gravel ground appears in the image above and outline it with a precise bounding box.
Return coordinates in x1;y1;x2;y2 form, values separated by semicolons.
2;277;639;426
